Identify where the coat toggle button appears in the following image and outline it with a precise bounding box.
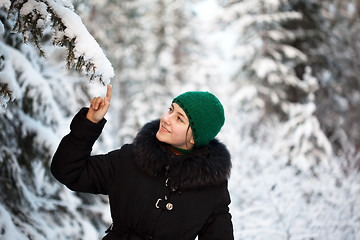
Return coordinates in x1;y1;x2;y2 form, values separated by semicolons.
166;203;173;210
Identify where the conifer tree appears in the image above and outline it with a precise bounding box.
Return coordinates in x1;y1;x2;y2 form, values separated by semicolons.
218;0;331;173
285;0;360;169
218;0;360;238
0;1;112;239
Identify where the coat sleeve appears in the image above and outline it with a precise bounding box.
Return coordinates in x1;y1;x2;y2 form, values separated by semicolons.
198;183;234;240
50;107;115;194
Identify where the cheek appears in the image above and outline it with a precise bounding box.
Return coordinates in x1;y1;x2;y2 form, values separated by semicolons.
173;125;187;139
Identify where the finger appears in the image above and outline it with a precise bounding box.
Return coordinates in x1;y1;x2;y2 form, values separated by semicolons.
106;84;112;102
90;98;96;109
93;97;104;110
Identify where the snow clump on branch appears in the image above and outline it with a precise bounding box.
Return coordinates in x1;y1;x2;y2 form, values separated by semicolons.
9;0;114;85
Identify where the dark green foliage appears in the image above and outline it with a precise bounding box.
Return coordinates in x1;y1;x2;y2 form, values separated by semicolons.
7;0;106;85
10;0;46;55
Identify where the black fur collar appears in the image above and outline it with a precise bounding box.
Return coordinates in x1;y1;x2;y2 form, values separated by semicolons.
133;120;231;190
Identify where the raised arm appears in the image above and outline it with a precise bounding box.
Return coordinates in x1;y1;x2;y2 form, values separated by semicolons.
51;84;114;194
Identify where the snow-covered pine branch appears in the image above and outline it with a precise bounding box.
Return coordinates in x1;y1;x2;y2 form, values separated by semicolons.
7;0;114;85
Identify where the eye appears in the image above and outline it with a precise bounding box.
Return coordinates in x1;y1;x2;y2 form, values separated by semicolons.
168;107;173;113
177;116;183;122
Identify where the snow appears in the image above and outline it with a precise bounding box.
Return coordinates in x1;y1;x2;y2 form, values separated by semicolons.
0;205;25;239
1;0;360;239
0;43;20;111
0;0;10;10
17;0;114;84
253;58;278;78
48;0;114;82
20;0;47;16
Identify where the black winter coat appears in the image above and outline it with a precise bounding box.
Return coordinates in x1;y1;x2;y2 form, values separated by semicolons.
51;108;234;240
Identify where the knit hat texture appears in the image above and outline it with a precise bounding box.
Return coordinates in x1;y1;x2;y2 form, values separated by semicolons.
172;91;225;147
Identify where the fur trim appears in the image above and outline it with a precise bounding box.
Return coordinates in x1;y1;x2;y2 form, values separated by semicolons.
133;120;231;190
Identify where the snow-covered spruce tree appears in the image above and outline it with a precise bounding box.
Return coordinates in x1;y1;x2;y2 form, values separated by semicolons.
1;0;114;110
10;0;113;82
218;0;331;173
0;1;114;239
284;0;360;170
218;0;360;239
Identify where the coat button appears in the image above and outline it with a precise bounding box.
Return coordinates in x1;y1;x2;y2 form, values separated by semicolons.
166;203;173;210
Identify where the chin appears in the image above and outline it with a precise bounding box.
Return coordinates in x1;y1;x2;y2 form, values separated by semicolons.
155;131;160;139
155;131;164;142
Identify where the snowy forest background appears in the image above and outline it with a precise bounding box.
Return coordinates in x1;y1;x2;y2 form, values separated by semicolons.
0;0;360;239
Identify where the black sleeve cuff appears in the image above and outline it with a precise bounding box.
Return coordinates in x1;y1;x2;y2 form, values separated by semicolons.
69;107;107;142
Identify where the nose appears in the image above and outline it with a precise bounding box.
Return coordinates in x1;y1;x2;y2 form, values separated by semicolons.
162;112;171;125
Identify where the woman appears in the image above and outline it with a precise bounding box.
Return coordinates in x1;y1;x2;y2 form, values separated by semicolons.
51;85;234;240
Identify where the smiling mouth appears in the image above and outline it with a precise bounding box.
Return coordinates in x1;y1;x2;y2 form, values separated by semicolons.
161;123;171;133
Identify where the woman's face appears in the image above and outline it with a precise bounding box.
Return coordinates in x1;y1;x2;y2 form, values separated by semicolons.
156;102;195;150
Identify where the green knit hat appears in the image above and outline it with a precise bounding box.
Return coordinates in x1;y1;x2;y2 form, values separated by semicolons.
172;91;225;147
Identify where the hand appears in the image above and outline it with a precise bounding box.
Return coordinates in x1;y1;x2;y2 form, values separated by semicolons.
86;84;112;123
